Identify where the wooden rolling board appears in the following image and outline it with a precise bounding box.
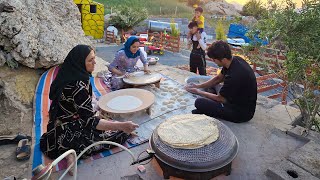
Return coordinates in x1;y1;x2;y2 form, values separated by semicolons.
98;88;155;115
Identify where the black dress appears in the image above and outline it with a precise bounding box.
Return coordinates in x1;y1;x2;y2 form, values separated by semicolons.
40;80;129;159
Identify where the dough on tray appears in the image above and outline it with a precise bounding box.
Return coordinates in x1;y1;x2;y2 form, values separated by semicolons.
107;96;142;111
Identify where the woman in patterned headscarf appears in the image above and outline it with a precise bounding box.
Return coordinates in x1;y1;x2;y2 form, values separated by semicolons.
108;36;150;90
40;45;138;175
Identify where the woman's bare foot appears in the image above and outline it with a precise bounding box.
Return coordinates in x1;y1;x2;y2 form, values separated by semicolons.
66;154;75;176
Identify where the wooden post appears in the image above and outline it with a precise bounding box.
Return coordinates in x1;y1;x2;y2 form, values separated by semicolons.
160;32;163;48
160;7;162;15
175;6;177;16
177;34;180;52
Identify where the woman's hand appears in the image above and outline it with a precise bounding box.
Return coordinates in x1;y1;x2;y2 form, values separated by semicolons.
118;121;139;134
96;120;138;132
124;72;131;78
144;69;151;74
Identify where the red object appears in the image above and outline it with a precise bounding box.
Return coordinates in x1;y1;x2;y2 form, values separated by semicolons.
137;165;146;173
148;46;161;50
139;37;147;42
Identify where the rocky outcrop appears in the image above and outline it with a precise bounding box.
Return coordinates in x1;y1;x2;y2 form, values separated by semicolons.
0;0;91;69
203;0;241;16
0;65;41;135
229;1;243;11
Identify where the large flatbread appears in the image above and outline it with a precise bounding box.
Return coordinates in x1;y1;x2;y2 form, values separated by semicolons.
107;95;142;111
123;71;161;85
157;114;219;149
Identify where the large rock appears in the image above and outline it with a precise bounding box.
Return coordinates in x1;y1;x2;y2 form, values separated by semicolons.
0;65;41;135
203;0;241;16
0;0;91;68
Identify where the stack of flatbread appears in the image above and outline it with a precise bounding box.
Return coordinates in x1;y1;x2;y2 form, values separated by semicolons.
157;114;219;149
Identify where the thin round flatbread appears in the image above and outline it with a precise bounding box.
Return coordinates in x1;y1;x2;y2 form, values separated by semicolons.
157;114;219;149
123;71;161;85
107;95;142;111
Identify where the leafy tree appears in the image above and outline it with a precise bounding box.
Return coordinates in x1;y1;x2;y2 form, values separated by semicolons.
244;0;320;132
241;0;268;20
109;5;148;31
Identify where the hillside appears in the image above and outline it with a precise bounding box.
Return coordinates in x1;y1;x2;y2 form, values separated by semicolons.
94;0;194;18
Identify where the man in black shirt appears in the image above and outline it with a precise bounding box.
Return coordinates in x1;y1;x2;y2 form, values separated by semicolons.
185;41;257;123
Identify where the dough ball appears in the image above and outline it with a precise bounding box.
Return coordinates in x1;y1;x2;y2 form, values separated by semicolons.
174;88;179;91
161;92;167;96
170;97;176;100
163;82;169;85
167;104;174;108
168;86;173;89
177;98;183;102
161;107;167;111
163;101;169;105
168;100;175;104
181;101;187;105
184;99;189;102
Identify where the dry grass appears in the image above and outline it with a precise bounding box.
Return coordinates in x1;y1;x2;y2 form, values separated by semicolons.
95;0;193;18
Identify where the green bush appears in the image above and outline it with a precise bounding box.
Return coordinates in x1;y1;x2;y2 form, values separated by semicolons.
109;5;148;31
215;20;226;41
170;19;180;37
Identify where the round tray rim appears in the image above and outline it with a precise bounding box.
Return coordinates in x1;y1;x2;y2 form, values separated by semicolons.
98;88;155;114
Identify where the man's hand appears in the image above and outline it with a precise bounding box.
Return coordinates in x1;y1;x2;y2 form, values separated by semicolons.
185;87;201;94
187;31;192;39
196;31;201;40
185;82;198;89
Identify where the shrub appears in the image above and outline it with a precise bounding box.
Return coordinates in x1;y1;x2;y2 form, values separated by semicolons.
109;5;148;31
170;19;180;37
245;0;320;132
215;20;226;41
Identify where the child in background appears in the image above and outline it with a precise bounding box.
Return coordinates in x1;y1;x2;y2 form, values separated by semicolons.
187;7;205;49
192;7;205;33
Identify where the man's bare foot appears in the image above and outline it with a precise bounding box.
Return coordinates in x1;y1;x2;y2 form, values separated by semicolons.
66;154;75;176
